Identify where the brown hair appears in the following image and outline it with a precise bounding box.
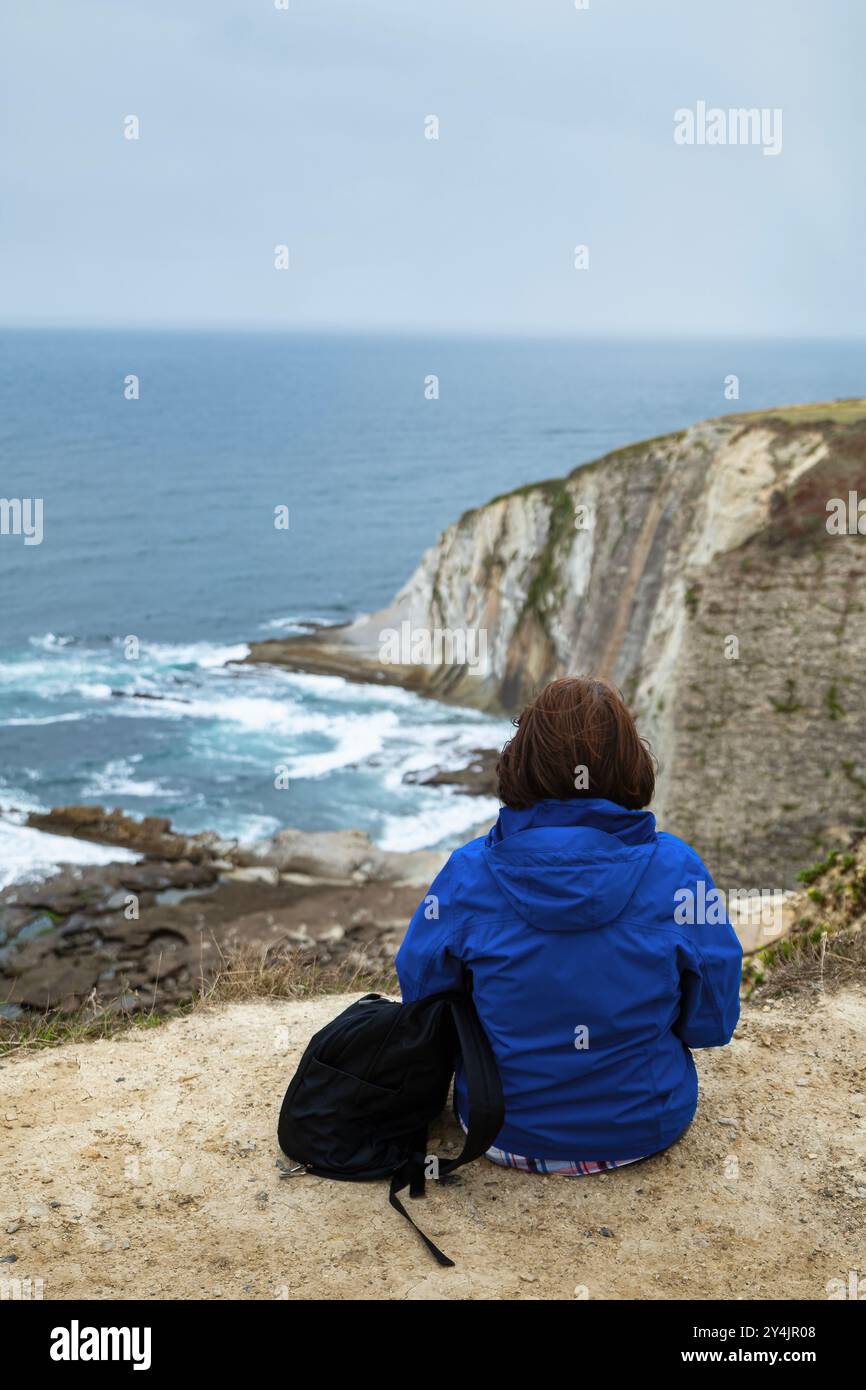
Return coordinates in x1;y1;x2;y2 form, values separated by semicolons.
496;676;656;811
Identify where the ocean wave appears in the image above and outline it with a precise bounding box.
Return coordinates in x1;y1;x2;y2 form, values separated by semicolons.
28;632;250;670
257;614;340;634
382;721;508;779
74;682;113;700
226;813;282;844
80;759;181;799
146;692;335;736
28;633;77;651
271;669;418;707
139;641;250;669
0;630;510;855
376;794;499;854
0;653;118;689
2;712;88;727
0;789;50;816
1;638;248;692
286;710;399;779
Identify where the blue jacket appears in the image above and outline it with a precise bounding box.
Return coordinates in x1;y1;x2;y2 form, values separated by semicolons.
396;798;742;1160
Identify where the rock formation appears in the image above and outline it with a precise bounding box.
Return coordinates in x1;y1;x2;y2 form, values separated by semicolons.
247;401;866;885
0;809;445;1016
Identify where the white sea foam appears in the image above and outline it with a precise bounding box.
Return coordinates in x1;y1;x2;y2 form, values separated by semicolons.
0;653;116;691
2;712;88;727
225;813;282;844
272;669;420;707
3;627;509;856
28;633;76;651
140;641;250;669
80;759;180;799
381;720;509;783
376;794;499;853
257;615;338;633
74;682;113;700
0;818;139;891
0;789;49;816
287;710;399;779
137;692;335;737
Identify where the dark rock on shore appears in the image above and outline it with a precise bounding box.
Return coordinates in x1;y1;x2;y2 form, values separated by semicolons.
402;748;499;797
0;805;448;1018
25;806;235;863
0;866;420;1014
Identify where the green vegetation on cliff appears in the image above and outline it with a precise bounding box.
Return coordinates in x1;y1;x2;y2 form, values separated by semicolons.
744;836;866;998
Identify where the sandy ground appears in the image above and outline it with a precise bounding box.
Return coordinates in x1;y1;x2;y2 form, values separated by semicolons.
2;988;865;1301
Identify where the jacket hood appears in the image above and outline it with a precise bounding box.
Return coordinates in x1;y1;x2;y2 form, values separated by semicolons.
482;797;657;932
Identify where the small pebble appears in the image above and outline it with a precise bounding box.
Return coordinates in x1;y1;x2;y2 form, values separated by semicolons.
599;1226;613;1238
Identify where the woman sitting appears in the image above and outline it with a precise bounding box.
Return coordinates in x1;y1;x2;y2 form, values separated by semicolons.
396;676;742;1173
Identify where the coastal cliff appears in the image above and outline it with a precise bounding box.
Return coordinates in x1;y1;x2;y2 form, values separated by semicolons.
248;401;866;885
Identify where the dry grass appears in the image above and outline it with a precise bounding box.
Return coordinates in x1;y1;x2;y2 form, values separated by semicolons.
0;943;398;1057
745;836;866;1000
0;998;167;1056
749;922;866;1001
199;943;397;1006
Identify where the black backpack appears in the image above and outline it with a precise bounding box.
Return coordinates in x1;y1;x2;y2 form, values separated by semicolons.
277;988;505;1266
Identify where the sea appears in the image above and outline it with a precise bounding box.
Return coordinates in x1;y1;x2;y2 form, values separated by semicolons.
1;328;863;886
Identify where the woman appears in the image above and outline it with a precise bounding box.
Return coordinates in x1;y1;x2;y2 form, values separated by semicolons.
396;676;742;1173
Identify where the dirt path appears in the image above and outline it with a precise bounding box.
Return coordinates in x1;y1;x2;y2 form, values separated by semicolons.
2;988;865;1301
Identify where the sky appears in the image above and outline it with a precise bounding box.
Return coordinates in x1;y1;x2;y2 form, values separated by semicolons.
0;0;863;336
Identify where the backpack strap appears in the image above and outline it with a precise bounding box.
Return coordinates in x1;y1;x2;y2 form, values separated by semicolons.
388;1153;455;1268
439;991;505;1175
387;989;505;1267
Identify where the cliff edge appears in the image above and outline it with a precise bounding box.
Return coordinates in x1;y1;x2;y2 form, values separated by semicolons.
248;401;866;886
2;984;864;1301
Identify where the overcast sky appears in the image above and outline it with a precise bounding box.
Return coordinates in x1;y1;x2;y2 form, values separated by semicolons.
1;0;862;335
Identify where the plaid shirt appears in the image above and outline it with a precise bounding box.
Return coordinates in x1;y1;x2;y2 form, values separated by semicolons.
482;1146;644;1175
459;1119;645;1174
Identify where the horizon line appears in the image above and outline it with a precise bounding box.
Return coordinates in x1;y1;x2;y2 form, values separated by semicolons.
0;321;864;344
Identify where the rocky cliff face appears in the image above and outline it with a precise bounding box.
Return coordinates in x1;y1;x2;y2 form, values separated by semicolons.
249;401;866;887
